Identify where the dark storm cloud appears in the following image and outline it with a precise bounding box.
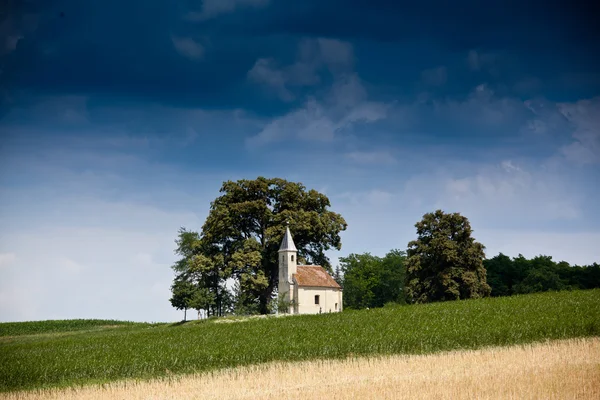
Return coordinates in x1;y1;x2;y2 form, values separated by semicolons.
1;0;598;116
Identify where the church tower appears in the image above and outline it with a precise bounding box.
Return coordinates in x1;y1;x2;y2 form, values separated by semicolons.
278;223;297;313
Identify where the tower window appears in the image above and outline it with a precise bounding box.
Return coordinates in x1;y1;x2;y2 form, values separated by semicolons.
291;255;294;262
315;295;320;305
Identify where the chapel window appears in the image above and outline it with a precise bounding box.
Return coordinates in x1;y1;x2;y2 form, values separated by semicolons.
315;295;320;305
291;255;294;262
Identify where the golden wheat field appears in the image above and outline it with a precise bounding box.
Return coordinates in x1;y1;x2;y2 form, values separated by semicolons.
3;337;599;400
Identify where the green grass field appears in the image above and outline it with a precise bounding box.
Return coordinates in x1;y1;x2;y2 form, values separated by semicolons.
1;289;599;393
0;319;156;337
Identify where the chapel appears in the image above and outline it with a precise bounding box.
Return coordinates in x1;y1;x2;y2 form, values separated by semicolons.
278;225;342;314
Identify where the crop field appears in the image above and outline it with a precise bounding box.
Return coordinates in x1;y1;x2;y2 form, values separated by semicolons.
0;319;155;337
1;289;599;393
3;337;598;400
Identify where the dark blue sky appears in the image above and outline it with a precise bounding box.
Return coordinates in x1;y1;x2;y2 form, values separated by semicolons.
0;0;599;322
3;0;599;111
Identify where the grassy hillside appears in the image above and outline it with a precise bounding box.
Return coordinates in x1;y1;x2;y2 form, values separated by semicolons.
0;319;157;337
1;289;599;392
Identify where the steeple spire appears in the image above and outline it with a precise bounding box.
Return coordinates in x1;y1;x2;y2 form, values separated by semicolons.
279;223;297;252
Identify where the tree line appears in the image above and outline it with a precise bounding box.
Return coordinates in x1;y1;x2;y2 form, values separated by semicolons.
339;250;600;310
169;177;599;319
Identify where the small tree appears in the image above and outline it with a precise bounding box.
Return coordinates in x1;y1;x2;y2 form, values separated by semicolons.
169;278;196;321
188;286;216;319
405;210;491;303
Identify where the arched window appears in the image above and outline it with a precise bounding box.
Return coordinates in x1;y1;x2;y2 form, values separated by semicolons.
314;295;320;305
291;255;294;262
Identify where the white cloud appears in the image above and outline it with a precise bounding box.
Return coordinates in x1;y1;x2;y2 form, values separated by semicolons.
500;160;522;173
558;97;600;164
522;97;572;137
171;36;205;61
248;38;354;101
247;99;336;146
434;84;525;125
436;160;581;223
247;74;388;147
187;0;269;21
248;58;295;101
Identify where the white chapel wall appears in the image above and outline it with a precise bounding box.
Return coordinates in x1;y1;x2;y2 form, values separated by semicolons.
296;287;342;314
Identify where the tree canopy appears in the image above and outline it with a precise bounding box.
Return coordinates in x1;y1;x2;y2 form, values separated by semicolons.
339;250;406;309
485;253;600;296
169;278;196;321
170;177;347;315
405;210;491;303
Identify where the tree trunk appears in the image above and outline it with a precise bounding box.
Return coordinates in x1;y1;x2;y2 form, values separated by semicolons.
184;308;187;322
259;281;274;314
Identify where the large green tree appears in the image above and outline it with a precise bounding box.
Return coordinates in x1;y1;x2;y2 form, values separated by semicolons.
189;177;347;314
405;210;491;303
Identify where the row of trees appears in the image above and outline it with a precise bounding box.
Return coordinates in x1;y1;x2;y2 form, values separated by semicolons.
169;177;598;318
485;254;600;296
338;208;599;309
339;250;600;310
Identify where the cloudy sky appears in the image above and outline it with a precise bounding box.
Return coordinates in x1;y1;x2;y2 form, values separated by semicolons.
1;0;599;322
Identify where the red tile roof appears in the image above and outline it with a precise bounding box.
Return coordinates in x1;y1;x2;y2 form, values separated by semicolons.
293;266;341;289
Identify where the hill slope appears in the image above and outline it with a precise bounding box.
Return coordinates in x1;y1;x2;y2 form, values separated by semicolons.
1;289;599;392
